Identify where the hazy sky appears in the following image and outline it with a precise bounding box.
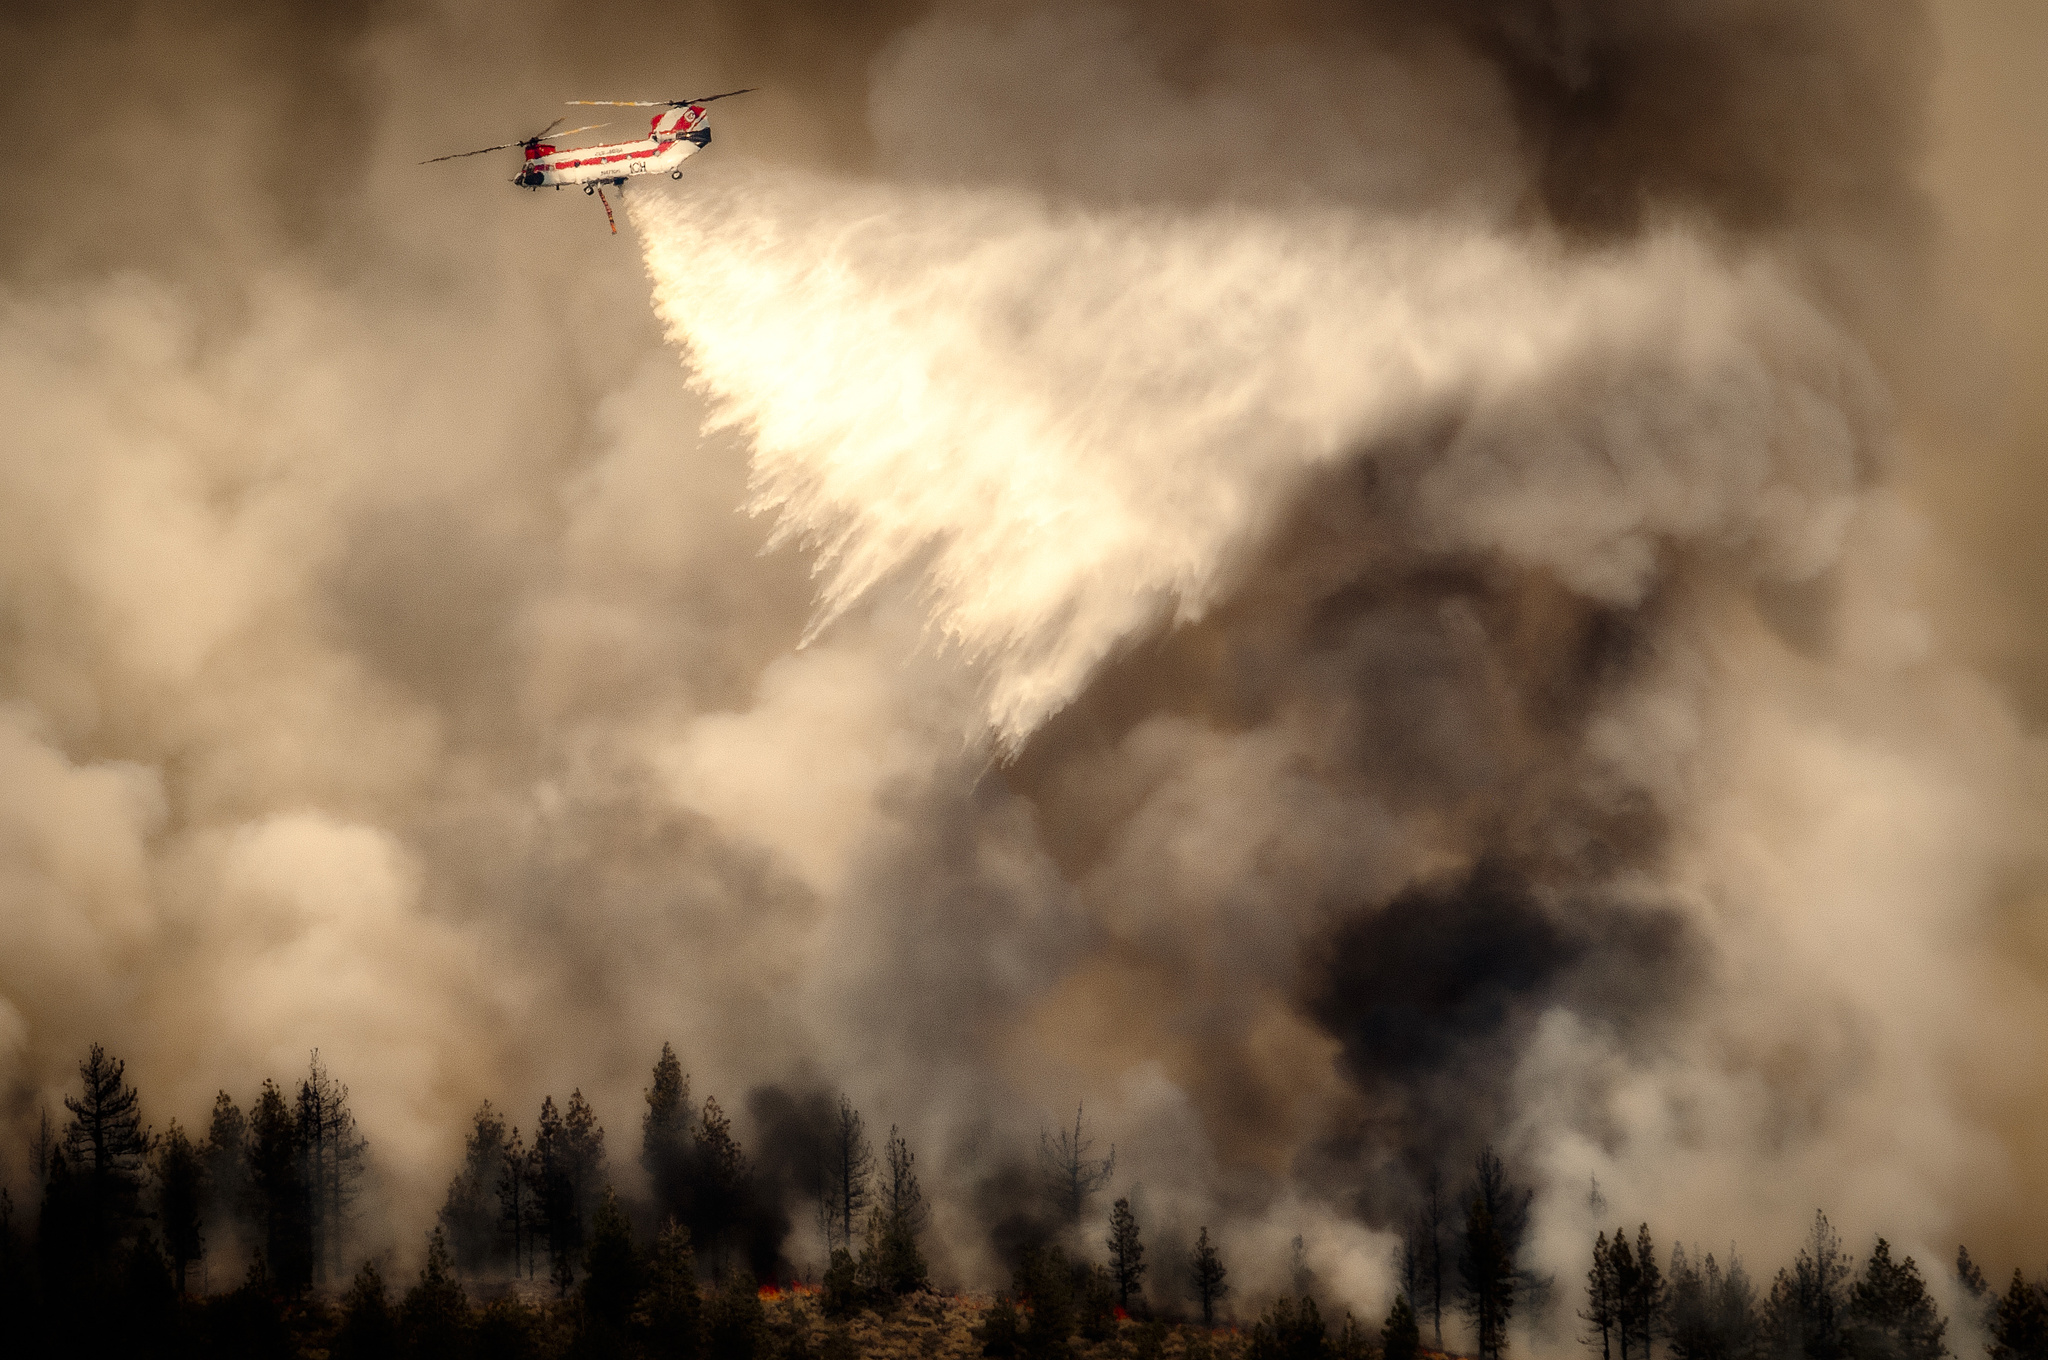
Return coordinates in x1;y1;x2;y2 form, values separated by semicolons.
2;0;2046;1331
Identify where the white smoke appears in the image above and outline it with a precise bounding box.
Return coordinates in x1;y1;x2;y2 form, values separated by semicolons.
636;166;1876;748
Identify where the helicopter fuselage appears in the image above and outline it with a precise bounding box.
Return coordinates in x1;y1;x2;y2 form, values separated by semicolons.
517;130;706;188
517;105;711;189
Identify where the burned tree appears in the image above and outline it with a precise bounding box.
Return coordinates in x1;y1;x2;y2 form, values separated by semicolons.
1039;1104;1115;1228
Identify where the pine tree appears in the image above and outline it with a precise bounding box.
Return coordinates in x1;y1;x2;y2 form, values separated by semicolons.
333;1259;397;1360
1461;1196;1515;1360
528;1095;578;1281
1422;1169;1448;1347
1990;1271;2048;1360
1039;1104;1115;1227
296;1053;366;1287
497;1124;535;1280
867;1126;928;1295
1849;1239;1948;1360
1633;1225;1666;1360
402;1227;471;1357
695;1096;748;1269
818;1093;873;1255
1708;1253;1762;1360
704;1266;769;1360
644;1219;702;1360
1584;1231;1619;1360
1191;1226;1229;1327
62;1043;148;1254
202;1090;250;1255
1106;1196;1146;1312
643;1043;693;1230
1385;1294;1422;1360
439;1100;508;1273
1248;1294;1330;1360
248;1078;312;1293
1610;1233;1641;1360
1765;1213;1853;1360
152;1119;206;1294
581;1185;643;1338
563;1089;606;1248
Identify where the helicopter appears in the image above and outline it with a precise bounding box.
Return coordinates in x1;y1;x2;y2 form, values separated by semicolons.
422;89;754;233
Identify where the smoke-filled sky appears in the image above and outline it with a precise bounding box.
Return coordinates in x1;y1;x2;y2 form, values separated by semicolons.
4;0;2048;1332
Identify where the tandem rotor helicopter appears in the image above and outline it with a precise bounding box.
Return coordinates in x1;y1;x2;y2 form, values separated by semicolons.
422;89;754;233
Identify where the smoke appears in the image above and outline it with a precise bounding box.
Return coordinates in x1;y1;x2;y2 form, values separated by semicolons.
2;0;2046;1337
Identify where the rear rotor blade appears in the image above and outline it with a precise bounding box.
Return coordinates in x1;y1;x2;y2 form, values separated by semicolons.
420;141;523;163
550;122;609;137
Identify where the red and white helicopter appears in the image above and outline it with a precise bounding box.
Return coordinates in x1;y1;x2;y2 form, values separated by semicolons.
423;90;753;232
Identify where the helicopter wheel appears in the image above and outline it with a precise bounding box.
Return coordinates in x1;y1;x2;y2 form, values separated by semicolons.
584;185;595;195
671;169;683;179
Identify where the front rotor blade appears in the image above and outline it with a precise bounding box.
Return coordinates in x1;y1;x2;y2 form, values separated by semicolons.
566;99;666;107
419;141;521;163
676;88;757;105
550;122;609;137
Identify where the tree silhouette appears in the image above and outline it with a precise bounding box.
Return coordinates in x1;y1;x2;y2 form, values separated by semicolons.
643;1043;693;1231
248;1078;312;1293
1248;1294;1328;1360
866;1125;928;1295
153;1119;205;1294
1386;1294;1422;1360
694;1095;747;1270
1667;1245;1760;1360
1409;1169;1448;1347
1459;1150;1529;1360
295;1052;366;1287
401;1227;470;1357
1039;1104;1115;1227
1106;1197;1145;1312
1765;1212;1853;1360
581;1186;643;1340
332;1259;396;1360
1990;1270;2048;1360
62;1043;147;1254
1849;1238;1948;1360
202;1090;249;1259
1631;1224;1666;1360
818;1093;873;1255
529;1096;572;1280
644;1219;702;1360
440;1100;507;1274
497;1123;536;1279
1584;1231;1619;1360
1191;1226;1229;1327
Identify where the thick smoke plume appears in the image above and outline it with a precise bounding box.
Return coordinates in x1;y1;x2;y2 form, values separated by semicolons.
3;0;2047;1339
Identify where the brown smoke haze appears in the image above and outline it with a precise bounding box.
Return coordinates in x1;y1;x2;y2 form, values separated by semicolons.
3;0;2047;1338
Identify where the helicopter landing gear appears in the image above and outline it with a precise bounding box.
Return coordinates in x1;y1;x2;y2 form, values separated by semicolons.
671;169;683;179
584;184;595;195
